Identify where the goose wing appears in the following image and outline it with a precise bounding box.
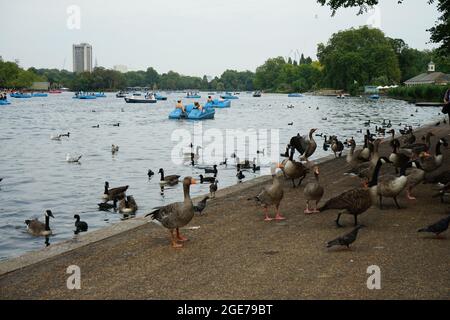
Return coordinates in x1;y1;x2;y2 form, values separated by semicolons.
319;188;371;214
290;134;308;155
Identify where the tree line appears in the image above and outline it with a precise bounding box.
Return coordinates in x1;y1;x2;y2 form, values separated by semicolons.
1;26;448;93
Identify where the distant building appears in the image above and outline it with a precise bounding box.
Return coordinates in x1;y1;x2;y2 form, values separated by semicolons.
72;43;93;73
364;86;379;94
113;65;128;73
404;61;450;86
30;82;50;90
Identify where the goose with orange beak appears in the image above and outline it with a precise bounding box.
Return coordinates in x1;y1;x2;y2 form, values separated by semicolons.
146;177;197;248
249;163;285;221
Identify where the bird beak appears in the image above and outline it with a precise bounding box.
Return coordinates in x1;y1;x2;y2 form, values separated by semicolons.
191;178;197;185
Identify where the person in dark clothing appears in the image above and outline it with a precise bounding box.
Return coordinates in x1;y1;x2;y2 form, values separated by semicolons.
443;87;450;125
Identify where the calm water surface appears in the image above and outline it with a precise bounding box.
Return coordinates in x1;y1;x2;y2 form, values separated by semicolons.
0;92;442;260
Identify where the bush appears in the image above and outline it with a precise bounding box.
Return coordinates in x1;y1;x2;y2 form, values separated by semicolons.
387;85;448;102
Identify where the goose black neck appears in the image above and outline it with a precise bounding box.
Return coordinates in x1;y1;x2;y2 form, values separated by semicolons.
368;160;383;187
45;215;50;231
289;148;294;161
104;185;108;194
159;171;165;181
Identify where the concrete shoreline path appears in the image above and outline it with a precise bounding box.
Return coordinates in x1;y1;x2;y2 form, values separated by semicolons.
1;124;449;299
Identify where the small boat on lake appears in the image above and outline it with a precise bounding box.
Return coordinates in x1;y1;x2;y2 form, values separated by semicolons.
94;92;106;98
124;92;157;103
368;94;380;100
253;91;262;97
155;93;167;101
186;92;201;99
49;90;62;94
288;93;304;98
0;100;11;105
204;99;231;108
220;92;239;100
10;92;32;98
169;104;215;120
73;93;97;99
31;92;48;97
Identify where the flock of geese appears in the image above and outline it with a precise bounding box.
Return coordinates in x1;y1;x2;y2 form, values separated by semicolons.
11;116;450;250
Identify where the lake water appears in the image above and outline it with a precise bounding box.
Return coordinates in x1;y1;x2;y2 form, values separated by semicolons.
0;92;443;260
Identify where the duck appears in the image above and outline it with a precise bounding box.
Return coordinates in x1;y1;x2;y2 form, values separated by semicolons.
112;123;120;127
250;164;285;221
204;165;218;175
111;144;119;154
194;196;209;215
60;132;70;138
252;163;261;172
219;158;228;166
74;214;88;234
209;180;218;197
66;154;82;163
331;137;344;158
119;195;138;214
199;174;216;184
148;169;154;178
25;210;54;236
145;177;197;248
364;120;371;126
98;200;117;210
319;157;389;227
236;170;245;181
92;124;100;128
419;138;448;172
158;168;180;186
288;122;294;126
303;166;324;214
284;147;309;188
102;181;128;202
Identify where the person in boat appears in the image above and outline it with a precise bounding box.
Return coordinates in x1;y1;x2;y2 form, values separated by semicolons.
176;100;186;113
207;96;213;104
193;102;203;112
443;86;450;125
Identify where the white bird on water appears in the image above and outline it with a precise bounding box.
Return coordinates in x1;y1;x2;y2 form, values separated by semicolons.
66;153;82;163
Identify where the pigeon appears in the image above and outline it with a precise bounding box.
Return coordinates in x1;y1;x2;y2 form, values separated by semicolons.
327;225;366;249
418;216;450;237
74;214;88;234
194;196;209;215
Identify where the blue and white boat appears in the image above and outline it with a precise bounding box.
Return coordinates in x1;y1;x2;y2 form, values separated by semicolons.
220;92;239;100
169;104;215;120
94;92;106;98
73;93;97;99
0;100;11;105
288;93;304;98
204;99;231;108
155;93;167;101
10;92;32;98
369;94;380;100
31;92;48;97
185;93;201;99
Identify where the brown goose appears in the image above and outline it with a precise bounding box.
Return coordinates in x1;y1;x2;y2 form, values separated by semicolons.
119;195;138;214
331;138;344;158
401;132;434;157
284;147;309;188
319;157;388;227
289;128;318;161
102;181;128;202
303;166;324;214
145;177;197;248
250;164;285;221
25;210;54;236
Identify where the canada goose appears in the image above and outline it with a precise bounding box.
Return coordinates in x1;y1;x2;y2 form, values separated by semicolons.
280;145;290;158
424;170;450;185
112;123;120;127
194;196;209;215
66;154;82;163
148;169;154;178
319;157;389;227
102;181;128;201
288;122;294;126
252;163;261;172
359;135;372;161
209;180;218;197
250;164;285;221
199;174;216;184
60;132;70;138
364;120;371;126
326;225;366;249
219;158;228;166
303;166;324;214
235;157;255;169
236;170;245;181
158;168;180;186
204;165;218;175
402;132;434;157
331;137;344;158
284;147;309;188
184;146;202;162
119;195;138;214
74;214;88;234
389;139;411;174
111;144;119;153
419;138;448;172
406;160;425;200
98;200;117;210
145;177;197;248
92;124;100;128
25;210;54;236
377;161;409;209
257;149;265;155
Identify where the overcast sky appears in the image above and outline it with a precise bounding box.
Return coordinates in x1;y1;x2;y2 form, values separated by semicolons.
0;0;439;77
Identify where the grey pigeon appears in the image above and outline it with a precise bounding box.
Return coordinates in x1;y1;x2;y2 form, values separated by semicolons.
194;196;209;215
418;216;450;236
327;225;366;249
